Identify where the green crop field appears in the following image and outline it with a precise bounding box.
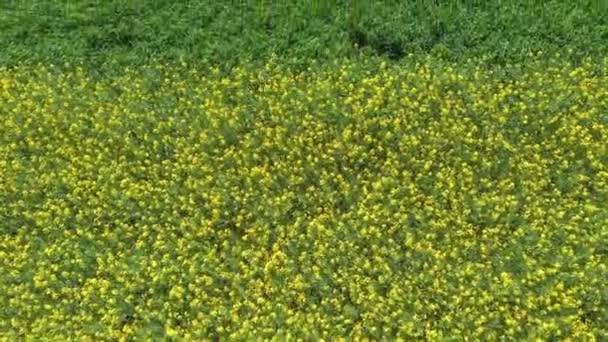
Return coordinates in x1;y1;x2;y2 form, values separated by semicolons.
2;1;608;67
1;1;607;341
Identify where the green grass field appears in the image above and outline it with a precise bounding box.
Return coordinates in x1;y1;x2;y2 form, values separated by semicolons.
1;1;607;67
1;1;608;341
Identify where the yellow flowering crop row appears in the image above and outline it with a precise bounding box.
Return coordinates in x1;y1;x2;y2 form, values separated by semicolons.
1;56;607;340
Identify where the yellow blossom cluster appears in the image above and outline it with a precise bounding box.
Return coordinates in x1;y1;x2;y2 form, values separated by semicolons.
1;56;607;340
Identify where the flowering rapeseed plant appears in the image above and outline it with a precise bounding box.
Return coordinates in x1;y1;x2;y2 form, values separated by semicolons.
0;56;607;340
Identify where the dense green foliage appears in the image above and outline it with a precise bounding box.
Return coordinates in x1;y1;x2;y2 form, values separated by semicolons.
1;1;607;66
1;56;608;340
2;1;608;341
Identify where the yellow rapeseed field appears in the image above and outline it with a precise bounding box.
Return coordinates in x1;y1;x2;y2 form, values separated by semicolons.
1;56;607;340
